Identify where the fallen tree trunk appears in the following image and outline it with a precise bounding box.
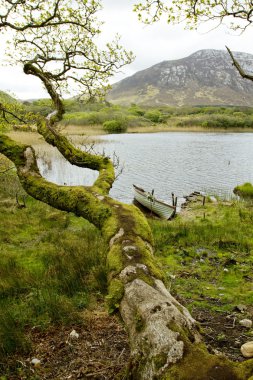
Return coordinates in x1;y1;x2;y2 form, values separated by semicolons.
0;132;252;379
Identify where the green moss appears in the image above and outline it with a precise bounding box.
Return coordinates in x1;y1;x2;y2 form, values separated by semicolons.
135;312;145;332
234;182;253;198
101;213;120;242
107;244;125;279
135;237;165;281
127;204;154;244
0;134;30;167
162;344;244;380
237;359;253;379
106;278;124;313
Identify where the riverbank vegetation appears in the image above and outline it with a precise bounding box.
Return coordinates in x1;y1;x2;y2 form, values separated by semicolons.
2;91;253;134
1;158;253;377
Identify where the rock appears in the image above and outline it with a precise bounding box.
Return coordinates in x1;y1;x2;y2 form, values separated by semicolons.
239;319;252;328
234;339;241;347
69;329;79;339
241;341;253;358
235;304;247;313
30;358;41;367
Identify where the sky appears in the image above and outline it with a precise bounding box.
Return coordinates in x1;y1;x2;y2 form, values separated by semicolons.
0;0;253;99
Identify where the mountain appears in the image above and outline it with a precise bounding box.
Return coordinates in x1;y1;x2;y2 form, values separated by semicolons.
107;49;253;107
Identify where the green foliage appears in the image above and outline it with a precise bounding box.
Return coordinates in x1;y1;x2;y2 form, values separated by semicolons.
128;104;145;116
134;1;253;33
24;98;53;117
103;119;127;133
0;91;17;105
144;109;162;123
0;94;39;133
234;182;253;198
150;199;253;313
0;166;108;358
57;104;253;132
177;113;253;129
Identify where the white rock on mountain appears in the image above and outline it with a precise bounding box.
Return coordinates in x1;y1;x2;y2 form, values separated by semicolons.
108;49;253;107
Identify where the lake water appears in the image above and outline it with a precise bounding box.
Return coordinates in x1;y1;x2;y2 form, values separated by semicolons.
37;132;253;205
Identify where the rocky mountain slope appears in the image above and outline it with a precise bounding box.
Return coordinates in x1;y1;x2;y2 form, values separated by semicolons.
107;49;253;106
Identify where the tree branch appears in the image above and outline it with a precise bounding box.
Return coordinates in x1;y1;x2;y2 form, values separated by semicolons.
0;134;112;228
226;46;253;81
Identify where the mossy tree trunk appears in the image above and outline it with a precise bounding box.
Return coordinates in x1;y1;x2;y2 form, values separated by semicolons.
0;66;252;379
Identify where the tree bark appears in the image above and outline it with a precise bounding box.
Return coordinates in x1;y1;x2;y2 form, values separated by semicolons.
0;58;252;378
1;131;252;379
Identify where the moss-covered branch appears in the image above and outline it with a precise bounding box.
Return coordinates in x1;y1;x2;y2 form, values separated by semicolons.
23;63;115;195
0;134;111;228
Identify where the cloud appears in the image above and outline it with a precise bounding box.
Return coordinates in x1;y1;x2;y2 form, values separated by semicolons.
1;0;253;99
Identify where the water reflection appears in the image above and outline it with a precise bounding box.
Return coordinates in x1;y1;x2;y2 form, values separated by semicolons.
36;132;253;204
37;146;99;186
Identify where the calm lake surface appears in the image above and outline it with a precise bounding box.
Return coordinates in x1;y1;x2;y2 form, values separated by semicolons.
37;132;253;204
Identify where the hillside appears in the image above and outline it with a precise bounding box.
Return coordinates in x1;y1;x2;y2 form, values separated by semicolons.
0;90;18;104
107;49;253;106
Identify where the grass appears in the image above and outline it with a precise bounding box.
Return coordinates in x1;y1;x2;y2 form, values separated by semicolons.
1;150;253;369
0;158;108;360
150;198;253;313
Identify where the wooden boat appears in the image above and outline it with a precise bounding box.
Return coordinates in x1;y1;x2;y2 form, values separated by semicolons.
133;185;176;220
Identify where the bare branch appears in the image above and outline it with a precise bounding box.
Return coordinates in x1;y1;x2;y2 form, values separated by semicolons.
226;46;253;81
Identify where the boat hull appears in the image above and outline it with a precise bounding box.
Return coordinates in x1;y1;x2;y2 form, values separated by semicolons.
133;185;176;220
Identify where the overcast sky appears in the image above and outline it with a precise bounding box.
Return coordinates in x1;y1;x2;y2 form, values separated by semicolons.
1;0;253;99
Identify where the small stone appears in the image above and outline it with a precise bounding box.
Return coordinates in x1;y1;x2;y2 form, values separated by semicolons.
69;329;79;339
31;358;41;367
213;349;223;356
239;319;252;328
234;339;241;347
235;304;247;313
241;341;253;358
123;245;137;252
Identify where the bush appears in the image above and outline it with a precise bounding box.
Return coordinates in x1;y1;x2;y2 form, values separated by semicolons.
144;109;162;123
128;105;145;116
234;182;253;198
103;119;127;133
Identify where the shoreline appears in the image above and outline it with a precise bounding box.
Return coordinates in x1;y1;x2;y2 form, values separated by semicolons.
7;124;253;146
61;123;253;136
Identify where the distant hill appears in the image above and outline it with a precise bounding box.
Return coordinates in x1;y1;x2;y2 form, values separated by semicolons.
0;90;18;104
107;49;253;107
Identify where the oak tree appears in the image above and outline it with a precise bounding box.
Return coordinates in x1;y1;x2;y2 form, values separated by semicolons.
0;1;252;378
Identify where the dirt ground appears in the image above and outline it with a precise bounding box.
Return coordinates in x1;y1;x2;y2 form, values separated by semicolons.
1;310;130;380
192;306;253;362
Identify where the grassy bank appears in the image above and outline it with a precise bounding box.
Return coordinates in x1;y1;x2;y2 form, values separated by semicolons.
0;157;108;362
151;198;253;313
1;154;253;375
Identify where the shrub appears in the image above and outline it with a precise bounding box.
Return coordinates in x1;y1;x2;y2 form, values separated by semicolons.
234;182;253;198
128;105;145;116
103;119;127;133
144;109;162;123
